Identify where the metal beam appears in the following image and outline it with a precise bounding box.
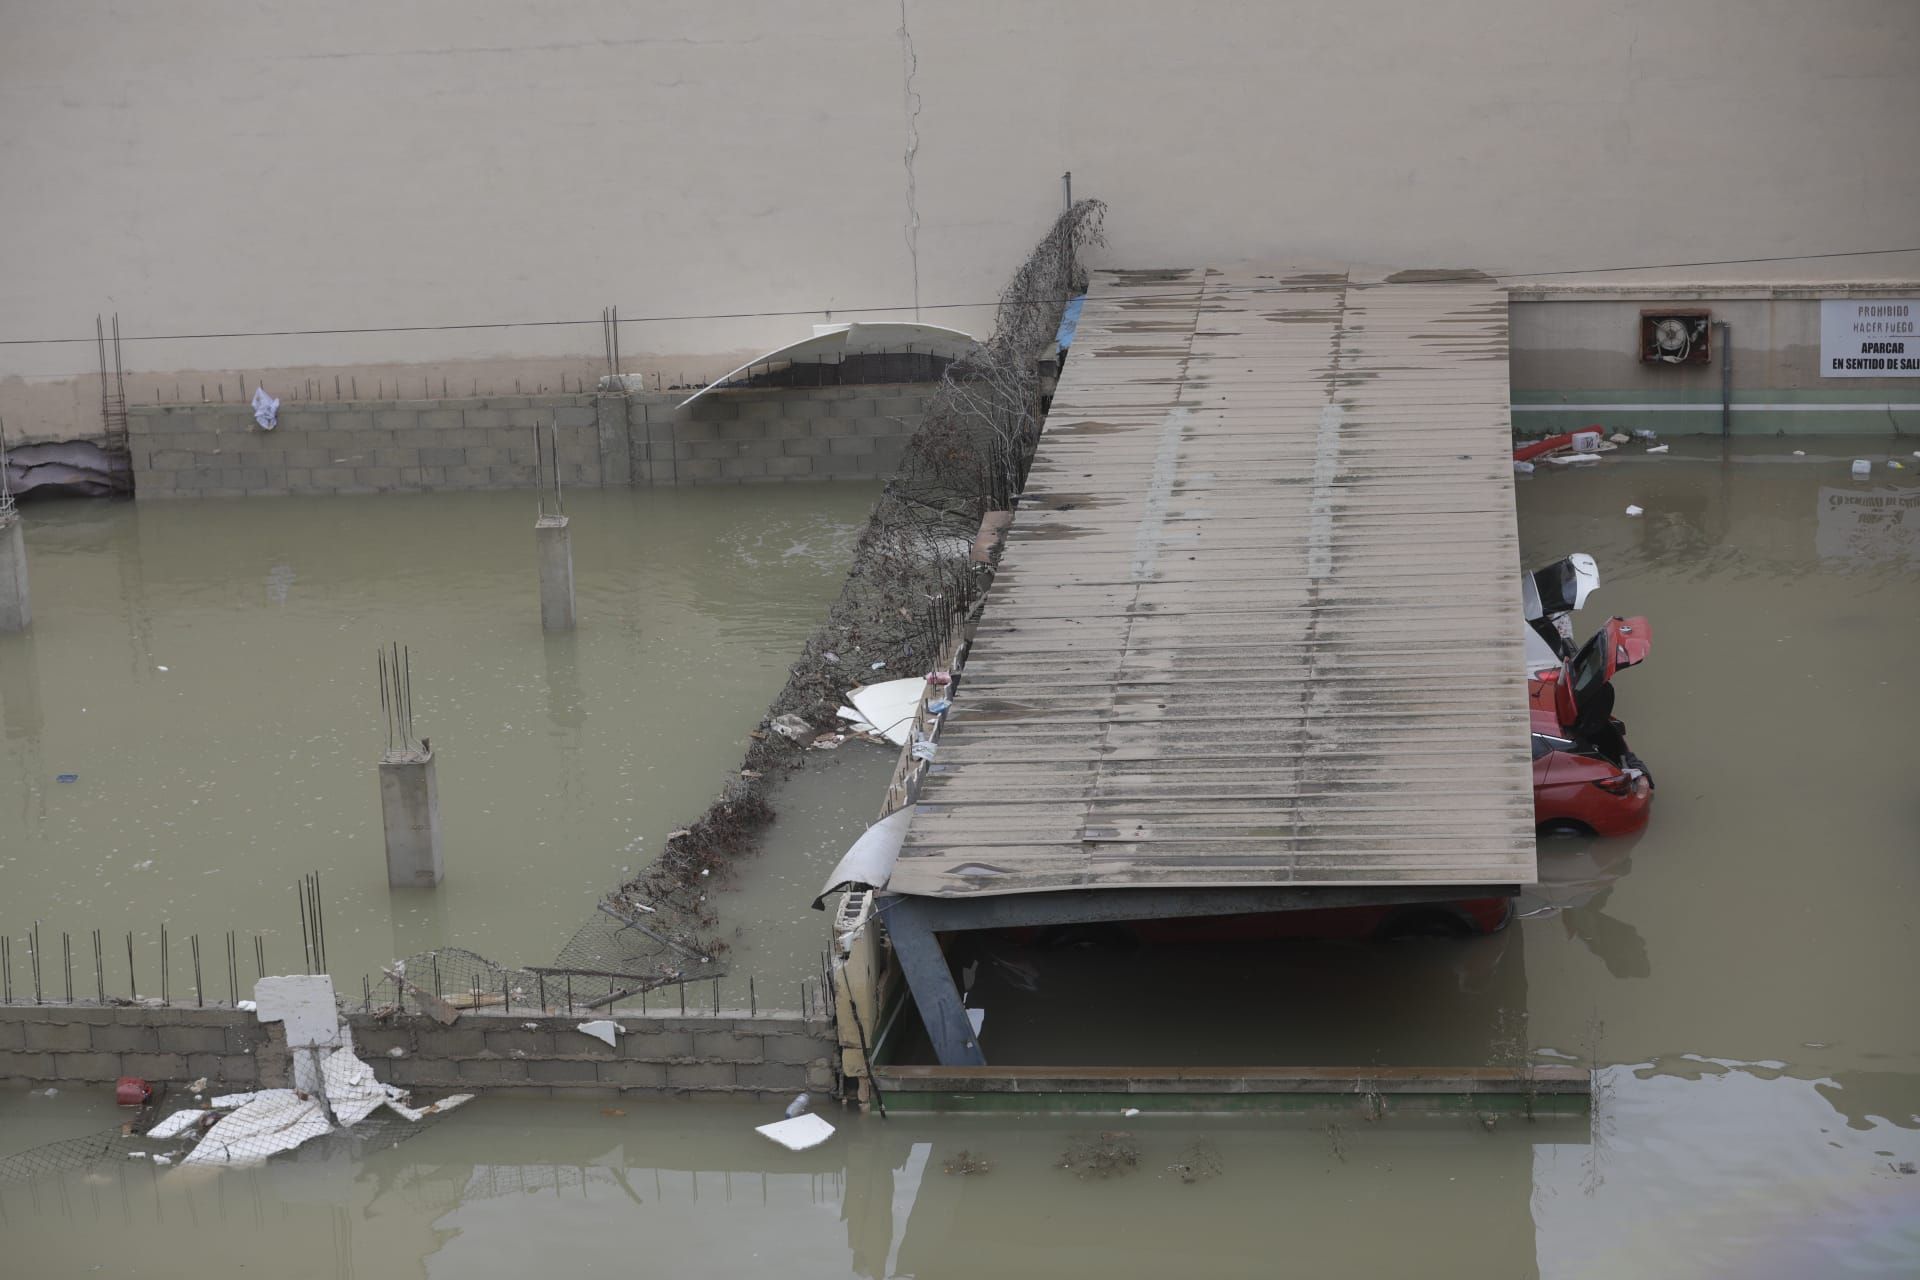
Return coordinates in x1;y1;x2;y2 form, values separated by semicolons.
881;895;986;1067
881;884;1515;934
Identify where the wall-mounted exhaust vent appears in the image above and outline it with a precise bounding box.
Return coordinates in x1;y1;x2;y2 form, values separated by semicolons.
1640;310;1712;365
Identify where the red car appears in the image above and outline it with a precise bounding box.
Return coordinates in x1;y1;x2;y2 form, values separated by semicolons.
1529;616;1654;837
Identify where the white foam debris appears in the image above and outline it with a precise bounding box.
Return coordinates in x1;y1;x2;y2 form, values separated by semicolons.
183;1090;331;1168
147;1110;208;1140
576;1019;623;1048
1624;505;1644;517
756;1113;836;1151
1122;1108;1141;1117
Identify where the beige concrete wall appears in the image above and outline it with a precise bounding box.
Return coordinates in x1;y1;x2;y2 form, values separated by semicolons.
1510;288;1920;434
4;1;1918;442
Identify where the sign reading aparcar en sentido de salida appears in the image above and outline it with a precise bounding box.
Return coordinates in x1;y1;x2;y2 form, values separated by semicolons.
1821;299;1920;376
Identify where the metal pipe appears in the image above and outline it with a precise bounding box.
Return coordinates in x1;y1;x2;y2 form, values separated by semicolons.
1716;320;1733;438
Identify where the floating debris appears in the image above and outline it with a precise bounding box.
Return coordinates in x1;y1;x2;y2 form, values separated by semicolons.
575;1020;623;1048
943;1149;992;1176
1167;1140;1223;1184
1059;1131;1139;1180
756;1113;835;1151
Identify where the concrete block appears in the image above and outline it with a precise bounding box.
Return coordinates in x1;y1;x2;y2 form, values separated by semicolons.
374;448;421;468
419;409;464;430
374;410;418;431
464;409;509;429
597;1060;669;1088
688;399;739;422
856;452;897;474
553;407;597;428
419;466;448;487
462;446;504;468
735;1061;808;1092
692;1029;760;1059
311;467;358;488
349;1025;414;1058
720;457;767;478
135;472;177;495
666;1061;736;1089
483;1028;555;1057
806;1060;837;1091
527;1058;600;1084
445;465;492;488
507;408;550;428
875;396;928;417
782;399;831;421
150;449;195;469
619;1028;693;1059
482;397;534;410
782;435;832;457
665;420;719;443
1;1052;57;1079
219;1053;261;1084
393;467;425;489
760;1034;834;1066
764;456;814;478
559;462;597;485
92;1023;161;1054
418;1026;490;1058
812;455;865;478
25;1021;91;1053
860;415;918;436
676;458;721;481
459;1057;531;1084
418;446;466;468
284;468;313;491
490;465;537;487
120;1052;190;1081
327;412;374;432
829;399;878;419
355;466;403;490
828;435;876;455
275;410;330;433
158;1024;230;1055
0;1020;24;1051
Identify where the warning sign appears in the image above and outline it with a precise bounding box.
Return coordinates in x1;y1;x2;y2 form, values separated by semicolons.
1821;299;1920;377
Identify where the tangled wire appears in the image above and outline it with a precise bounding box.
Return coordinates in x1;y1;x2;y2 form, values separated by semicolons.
558;200;1107;982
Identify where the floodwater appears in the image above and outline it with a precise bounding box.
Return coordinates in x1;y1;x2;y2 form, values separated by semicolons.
4;440;1920;1276
0;486;886;992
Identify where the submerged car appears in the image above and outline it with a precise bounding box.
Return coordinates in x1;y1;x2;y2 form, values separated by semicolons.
1529;616;1654;836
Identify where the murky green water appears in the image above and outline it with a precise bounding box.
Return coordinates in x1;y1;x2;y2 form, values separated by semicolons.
0;486;883;993
4;443;1919;1275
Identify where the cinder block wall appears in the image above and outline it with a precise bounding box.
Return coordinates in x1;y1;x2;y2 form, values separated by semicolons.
346;1009;838;1102
0;1003;837;1102
126;394;605;498
627;386;933;484
0;1004;277;1090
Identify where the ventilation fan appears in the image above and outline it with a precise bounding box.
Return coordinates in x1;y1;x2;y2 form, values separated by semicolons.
1640;310;1711;365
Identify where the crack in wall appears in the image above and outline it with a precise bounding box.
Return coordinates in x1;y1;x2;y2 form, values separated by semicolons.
898;0;922;320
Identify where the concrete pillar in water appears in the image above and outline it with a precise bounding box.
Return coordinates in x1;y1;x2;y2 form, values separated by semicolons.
0;513;29;633
379;747;443;888
536;513;575;632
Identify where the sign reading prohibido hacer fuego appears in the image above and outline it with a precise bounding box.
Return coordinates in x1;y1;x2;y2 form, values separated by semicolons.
1821;299;1920;376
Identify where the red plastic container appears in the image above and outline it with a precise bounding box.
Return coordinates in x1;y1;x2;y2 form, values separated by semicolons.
115;1076;152;1107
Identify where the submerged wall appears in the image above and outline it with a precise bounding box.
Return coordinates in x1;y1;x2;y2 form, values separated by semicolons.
1510;288;1920;437
0;1002;837;1102
125;386;932;496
